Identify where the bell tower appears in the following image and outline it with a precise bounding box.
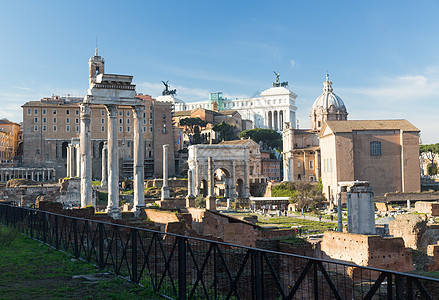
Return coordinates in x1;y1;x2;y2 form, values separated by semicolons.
89;48;105;84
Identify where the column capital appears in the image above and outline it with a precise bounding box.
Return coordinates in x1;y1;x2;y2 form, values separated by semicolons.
105;104;118;117
132;105;145;118
80;102;91;117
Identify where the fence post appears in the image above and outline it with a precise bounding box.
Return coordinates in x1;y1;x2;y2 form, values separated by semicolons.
73;219;79;258
395;274;404;299
98;222;104;268
54;215;59;249
131;228;138;283
252;250;263;300
313;261;319;300
177;236;187;300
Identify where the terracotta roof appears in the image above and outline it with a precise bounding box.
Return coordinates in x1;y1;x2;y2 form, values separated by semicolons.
219;139;259;146
0;119;19;125
324;120;420;133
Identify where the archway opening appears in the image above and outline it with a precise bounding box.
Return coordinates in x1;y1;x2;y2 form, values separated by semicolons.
236;179;244;197
200;179;208;197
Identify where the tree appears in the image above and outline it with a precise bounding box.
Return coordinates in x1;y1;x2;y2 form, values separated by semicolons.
289;181;325;211
420;143;439;164
212;122;238;142
427;163;438;176
238;128;282;150
179;117;208;145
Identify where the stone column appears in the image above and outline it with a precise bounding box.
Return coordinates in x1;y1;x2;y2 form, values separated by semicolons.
31;171;34;181
36;172;40;182
68;144;74;177
231;160;236;200
315;151;320;180
161;144;170;200
206;156;216;210
105;104;120;218
101;143;108;188
186;169;195;207
0;171;3;182
66;146;71;177
75;144;80;177
243;159;250;197
132;106;145;212
80;103;93;207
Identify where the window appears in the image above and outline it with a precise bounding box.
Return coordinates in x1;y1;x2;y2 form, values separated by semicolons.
119;126;122;132
36;149;40;155
101;110;105;116
119;119;122;124
150;112;153;118
75;125;79;132
119;111;122;116
127;126;130;132
66;118;70;124
101;126;105;132
309;160;314;170
27;108;31;115
149;119;153;125
66;125;70;132
34;117;38;123
42;109;47;115
143;126;146;132
53;125;57;132
43;117;46;123
34;109;38;115
53;117;57;123
101;118;105;124
43;125;47;132
34;125;38;131
298;161;301;168
370;141;382;156
143;112;146;118
127;119;130;124
66;109;70;115
52;109;57;115
127;141;131;147
126;111;130;116
75;118;79;124
143;119;146;125
75;109;79;115
149;127;153;132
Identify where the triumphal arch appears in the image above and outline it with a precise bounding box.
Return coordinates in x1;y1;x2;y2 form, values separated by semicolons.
79;50;145;218
187;144;251;210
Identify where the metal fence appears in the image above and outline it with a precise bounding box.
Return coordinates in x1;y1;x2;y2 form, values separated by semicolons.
1;203;438;299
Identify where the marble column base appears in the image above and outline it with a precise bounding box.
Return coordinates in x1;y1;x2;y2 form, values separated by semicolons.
161;186;170;200
186;195;195;208
205;196;216;211
132;204;146;217
106;207;121;219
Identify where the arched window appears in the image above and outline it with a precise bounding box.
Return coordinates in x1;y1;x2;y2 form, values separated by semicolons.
370;141;382;156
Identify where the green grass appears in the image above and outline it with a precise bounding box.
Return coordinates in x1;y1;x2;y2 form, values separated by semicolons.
0;226;160;299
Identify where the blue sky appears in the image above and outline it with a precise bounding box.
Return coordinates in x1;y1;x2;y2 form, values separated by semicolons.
0;1;438;143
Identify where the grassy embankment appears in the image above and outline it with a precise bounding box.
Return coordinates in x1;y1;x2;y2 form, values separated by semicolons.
0;226;159;299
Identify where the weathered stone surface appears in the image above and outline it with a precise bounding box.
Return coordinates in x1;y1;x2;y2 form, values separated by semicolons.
389;214;428;250
415;201;439;216
320;231;413;273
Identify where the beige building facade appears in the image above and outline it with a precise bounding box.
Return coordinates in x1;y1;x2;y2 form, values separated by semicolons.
320;120;421;201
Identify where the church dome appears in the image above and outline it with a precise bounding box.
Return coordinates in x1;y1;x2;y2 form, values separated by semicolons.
311;74;346;113
310;74;348;131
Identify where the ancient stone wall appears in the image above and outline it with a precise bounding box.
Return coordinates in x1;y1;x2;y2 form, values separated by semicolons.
321;231;413;273
384;191;439;202
415;201;439;216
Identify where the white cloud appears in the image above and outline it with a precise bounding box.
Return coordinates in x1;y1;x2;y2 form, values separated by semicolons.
290;59;296;68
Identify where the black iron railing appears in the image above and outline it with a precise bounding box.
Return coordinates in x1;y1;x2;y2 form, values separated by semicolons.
1;203;438;299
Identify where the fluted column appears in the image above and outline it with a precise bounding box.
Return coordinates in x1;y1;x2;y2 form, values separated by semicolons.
243;159;250;197
206;156;216;210
68;144;74;177
186;169;195;207
75;144;80;177
161;144;170;200
80;103;93;207
101;142;108;188
105;105;120;217
132;106;145;211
